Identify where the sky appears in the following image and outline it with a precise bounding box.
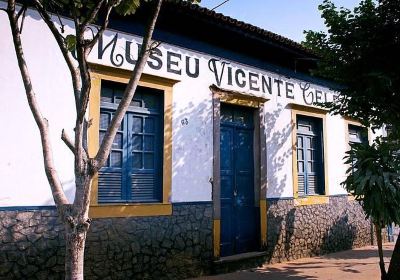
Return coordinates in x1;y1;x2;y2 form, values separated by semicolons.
200;0;363;43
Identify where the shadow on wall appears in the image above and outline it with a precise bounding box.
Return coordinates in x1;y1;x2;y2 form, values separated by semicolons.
265;104;294;198
171;91;213;201
44;179;76;205
262;103;371;264
263;104;295;262
266;204;295;263
265;200;366;264
320;214;356;254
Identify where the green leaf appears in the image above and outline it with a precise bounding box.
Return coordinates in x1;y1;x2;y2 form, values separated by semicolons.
115;0;141;16
65;35;76;52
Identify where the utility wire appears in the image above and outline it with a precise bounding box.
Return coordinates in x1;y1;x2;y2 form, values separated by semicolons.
211;0;230;11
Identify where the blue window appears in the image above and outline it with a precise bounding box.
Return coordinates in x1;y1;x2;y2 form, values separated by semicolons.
98;80;164;203
348;124;368;172
348;124;368;144
296;115;325;196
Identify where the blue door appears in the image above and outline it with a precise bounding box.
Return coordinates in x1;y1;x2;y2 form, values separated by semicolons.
220;104;259;257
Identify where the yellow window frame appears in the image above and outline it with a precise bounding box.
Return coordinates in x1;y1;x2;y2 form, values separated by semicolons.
344;118;370;202
88;64;178;218
290;104;329;206
344;118;371;148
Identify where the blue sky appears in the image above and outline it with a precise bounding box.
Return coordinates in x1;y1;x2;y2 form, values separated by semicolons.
200;0;362;42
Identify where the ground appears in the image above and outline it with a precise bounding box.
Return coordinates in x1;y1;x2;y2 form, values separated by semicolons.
191;243;394;280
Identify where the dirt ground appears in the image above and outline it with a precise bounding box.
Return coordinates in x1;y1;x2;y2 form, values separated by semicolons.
191;243;394;280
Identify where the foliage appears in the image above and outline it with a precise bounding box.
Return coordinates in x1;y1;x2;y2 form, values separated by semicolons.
343;139;400;227
44;0;144;18
303;0;400;131
304;2;400;277
304;0;400;226
44;0;200;20
42;0;200;51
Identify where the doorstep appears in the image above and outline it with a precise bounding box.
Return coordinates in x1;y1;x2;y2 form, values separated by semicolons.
213;251;268;274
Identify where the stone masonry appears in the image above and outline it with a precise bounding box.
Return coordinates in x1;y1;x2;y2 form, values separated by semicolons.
0;203;213;280
0;196;383;279
266;196;373;263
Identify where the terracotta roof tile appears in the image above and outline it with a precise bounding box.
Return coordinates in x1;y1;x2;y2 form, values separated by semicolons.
166;0;314;56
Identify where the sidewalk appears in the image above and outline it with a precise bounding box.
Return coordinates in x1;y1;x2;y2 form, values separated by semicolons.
191;244;394;280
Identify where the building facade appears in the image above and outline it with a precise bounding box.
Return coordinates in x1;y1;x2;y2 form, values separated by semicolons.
0;1;383;279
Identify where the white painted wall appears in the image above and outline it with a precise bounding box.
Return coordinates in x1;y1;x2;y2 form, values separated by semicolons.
0;6;75;206
326;116;348;196
0;5;352;206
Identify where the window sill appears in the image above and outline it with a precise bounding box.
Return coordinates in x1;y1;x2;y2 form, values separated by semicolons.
294;196;329;206
89;203;172;218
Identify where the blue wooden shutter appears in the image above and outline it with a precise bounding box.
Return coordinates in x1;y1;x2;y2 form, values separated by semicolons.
128;114;162;202
98;110;126;203
305;135;318;195
296;116;324;196
348;125;368;173
348;125;368;144
297;135;306;196
98;82;163;203
127;88;163;202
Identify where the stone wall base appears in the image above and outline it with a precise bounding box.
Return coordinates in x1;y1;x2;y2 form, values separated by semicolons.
0;203;213;280
266;196;374;263
1;197;395;279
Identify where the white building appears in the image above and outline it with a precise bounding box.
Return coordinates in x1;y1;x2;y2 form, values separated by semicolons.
0;1;379;278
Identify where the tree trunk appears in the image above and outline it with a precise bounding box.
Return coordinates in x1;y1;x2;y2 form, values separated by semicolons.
376;223;388;280
64;222;88;280
387;234;400;280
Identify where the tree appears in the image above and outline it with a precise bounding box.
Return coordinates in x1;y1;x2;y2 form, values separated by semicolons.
304;0;400;131
303;0;400;279
343;140;400;280
1;0;195;279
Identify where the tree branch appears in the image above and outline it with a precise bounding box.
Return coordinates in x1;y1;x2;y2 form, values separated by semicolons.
33;0;92;175
32;0;81;109
76;0;115;125
75;33;92;123
74;2;115;129
18;5;27;32
61;129;75;154
73;2;117;170
6;0;68;206
81;0;106;27
73;30;91;174
93;0;164;171
85;3;113;52
84;26;97;39
16;4;26;20
71;3;114;165
149;40;162;53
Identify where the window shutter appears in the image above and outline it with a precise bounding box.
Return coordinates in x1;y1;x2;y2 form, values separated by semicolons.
349;124;368;144
307;174;318;195
297;135;306;196
128;113;162;202
98;81;163;204
98;109;125;203
298;174;305;196
98;171;123;203
296;115;324;196
131;173;158;202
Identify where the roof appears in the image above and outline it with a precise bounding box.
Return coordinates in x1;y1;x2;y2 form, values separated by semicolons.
136;0;319;75
18;0;319;75
171;0;314;57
